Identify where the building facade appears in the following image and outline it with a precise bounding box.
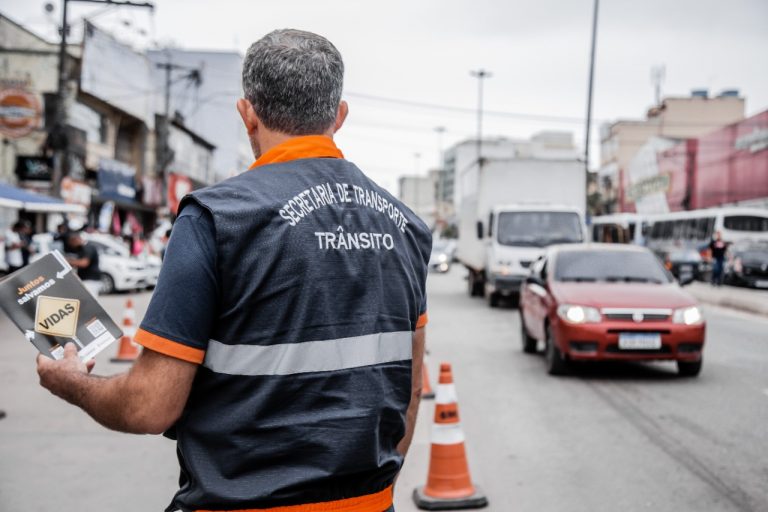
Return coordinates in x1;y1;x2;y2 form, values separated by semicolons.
599;91;745;213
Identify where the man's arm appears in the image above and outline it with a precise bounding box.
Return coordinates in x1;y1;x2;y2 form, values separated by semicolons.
37;343;197;435
397;326;425;457
66;256;90;269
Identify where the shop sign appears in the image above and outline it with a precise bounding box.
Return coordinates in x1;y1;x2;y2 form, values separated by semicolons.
61;177;92;207
16;156;53;181
735;128;768;154
0;88;42;138
168;173;192;214
98;158;137;201
627;174;671;202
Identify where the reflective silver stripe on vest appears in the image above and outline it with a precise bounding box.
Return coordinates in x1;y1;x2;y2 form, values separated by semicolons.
203;331;413;376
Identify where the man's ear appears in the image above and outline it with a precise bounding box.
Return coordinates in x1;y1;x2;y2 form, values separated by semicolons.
333;100;349;133
237;98;260;134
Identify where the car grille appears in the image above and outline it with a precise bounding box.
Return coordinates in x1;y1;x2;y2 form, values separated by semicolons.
601;308;672;322
605;344;673;355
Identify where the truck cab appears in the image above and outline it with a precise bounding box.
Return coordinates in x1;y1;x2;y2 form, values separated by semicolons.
473;205;585;306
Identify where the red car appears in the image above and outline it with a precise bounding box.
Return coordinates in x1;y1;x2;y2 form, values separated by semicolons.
520;244;706;377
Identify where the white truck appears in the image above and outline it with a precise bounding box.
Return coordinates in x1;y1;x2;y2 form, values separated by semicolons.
457;158;586;306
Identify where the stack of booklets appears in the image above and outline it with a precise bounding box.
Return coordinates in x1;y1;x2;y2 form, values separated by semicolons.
0;251;122;360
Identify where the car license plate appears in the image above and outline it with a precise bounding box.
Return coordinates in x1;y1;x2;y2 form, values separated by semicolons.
679;264;693;273
755;280;768;288
618;333;662;350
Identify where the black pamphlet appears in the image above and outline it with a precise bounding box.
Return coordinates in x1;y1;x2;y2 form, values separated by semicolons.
0;251;122;360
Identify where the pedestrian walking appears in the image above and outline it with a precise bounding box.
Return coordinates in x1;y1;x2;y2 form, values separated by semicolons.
4;221;26;273
709;230;728;286
36;28;431;512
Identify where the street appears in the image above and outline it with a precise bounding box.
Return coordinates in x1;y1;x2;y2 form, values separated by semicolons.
1;267;767;511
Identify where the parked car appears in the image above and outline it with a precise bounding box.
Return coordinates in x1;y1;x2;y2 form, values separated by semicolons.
429;239;456;273
519;244;706;377
662;248;706;283
81;233;148;294
725;241;768;288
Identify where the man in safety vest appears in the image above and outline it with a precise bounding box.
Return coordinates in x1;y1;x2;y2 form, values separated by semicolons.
36;28;431;512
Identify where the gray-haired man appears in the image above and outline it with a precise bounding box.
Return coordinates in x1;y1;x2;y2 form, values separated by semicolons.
37;29;431;511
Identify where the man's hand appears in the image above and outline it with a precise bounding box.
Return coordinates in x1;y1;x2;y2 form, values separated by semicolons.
37;343;95;401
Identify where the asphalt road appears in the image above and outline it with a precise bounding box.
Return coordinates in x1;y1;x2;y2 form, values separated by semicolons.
1;268;767;511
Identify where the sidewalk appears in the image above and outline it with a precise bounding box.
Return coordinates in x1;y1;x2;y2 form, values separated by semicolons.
687;282;768;317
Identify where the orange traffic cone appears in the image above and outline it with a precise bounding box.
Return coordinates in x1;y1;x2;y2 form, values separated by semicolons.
422;359;435;399
110;298;140;362
413;363;487;510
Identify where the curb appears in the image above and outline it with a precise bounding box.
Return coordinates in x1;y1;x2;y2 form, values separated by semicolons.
686;284;768;318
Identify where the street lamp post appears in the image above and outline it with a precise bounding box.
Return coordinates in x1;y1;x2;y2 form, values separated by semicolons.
470;69;492;169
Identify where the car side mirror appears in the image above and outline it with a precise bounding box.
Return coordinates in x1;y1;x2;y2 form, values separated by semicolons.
476;221;484;240
525;275;546;288
678;274;694;287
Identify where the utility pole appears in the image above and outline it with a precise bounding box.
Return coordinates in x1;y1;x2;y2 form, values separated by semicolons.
155;60;202;204
433;126;446;221
470;69;492;170
651;65;665;107
584;0;599;178
51;0;154;198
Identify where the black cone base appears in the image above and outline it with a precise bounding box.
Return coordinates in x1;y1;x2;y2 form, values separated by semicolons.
413;485;488;510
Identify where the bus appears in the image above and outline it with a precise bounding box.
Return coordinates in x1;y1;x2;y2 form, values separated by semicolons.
645;207;768;254
590;213;649;245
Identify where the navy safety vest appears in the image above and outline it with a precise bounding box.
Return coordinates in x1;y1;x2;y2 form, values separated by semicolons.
166;137;431;511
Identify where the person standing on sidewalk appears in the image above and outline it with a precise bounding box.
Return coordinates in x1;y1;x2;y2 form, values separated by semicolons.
709;230;728;286
36;28;431;512
65;232;101;298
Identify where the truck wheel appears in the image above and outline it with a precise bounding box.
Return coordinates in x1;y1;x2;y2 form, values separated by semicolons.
467;270;484;297
545;327;569;376
520;311;538;354
677;359;702;377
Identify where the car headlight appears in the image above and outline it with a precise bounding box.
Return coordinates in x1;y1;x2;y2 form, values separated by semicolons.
733;257;742;273
673;306;703;325
437;253;448;263
557;304;601;324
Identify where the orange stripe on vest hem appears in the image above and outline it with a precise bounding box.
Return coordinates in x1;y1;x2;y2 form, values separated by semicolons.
249;135;344;170
134;328;205;364
417;312;428;329
196;485;392;512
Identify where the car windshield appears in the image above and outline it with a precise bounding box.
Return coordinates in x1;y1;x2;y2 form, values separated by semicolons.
555;250;672;284
497;211;583;247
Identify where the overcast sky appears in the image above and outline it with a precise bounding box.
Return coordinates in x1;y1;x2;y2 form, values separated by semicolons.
7;0;768;193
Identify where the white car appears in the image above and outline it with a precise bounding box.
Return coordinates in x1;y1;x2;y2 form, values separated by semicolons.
81;234;149;294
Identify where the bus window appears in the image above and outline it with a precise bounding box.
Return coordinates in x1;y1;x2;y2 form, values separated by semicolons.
591;225;600;242
724;215;768;232
685;219;697;240
628;222;636;243
663;221;673;240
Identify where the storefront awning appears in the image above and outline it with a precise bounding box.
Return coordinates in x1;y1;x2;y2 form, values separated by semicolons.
0;183;86;214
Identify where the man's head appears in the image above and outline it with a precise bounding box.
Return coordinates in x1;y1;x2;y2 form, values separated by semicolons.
67;232;85;249
714;230;722;240
238;29;348;157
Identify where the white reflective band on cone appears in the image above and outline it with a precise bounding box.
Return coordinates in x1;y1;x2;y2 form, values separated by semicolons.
435;383;458;404
204;331;413;376
431;422;466;445
125;311;135;322
124;326;137;337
